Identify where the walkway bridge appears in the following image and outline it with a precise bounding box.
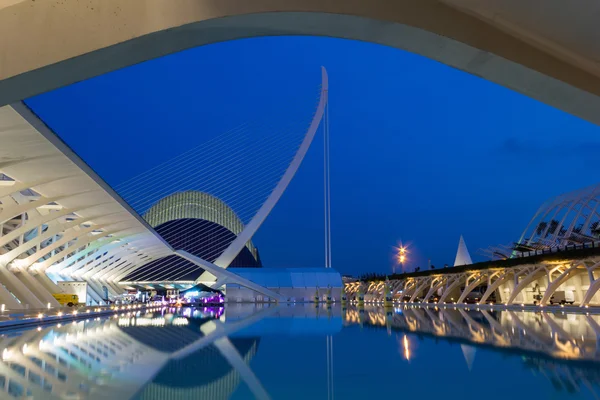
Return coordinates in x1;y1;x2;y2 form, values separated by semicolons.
345;242;600;307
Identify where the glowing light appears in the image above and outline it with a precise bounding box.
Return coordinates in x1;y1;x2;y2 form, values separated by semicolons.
1;304;5;312
37;313;43;319
403;335;410;361
57;312;63;317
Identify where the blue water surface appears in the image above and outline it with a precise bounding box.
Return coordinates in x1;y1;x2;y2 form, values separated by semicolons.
0;305;597;399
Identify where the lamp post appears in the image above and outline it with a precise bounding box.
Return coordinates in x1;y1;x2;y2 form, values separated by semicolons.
395;245;407;274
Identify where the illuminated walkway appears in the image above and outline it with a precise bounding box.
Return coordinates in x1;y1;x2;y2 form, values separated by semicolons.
346;244;600;307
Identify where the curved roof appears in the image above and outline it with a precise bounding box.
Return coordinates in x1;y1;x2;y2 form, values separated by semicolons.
144;190;256;257
518;183;600;249
0;102;172;307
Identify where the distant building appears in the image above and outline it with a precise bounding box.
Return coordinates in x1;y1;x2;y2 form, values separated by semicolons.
454;235;473;266
123;191;261;282
225;268;343;302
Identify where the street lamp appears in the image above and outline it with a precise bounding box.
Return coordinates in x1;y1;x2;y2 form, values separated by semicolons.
395;245;407;274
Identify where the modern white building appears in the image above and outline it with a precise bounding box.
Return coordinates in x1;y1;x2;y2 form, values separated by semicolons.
225;268;343;303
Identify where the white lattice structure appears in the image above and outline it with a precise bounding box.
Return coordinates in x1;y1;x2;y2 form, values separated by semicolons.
517;184;600;251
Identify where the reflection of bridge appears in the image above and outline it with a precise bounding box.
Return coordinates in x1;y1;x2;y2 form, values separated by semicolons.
0;307;272;399
345;306;600;361
346;245;600;307
345;306;600;394
0;304;342;399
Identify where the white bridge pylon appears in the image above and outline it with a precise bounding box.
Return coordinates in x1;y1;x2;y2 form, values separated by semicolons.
195;66;329;287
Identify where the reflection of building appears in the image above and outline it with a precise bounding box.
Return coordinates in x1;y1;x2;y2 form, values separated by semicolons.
124;191;262;283
0;312;263;399
118;318;260;400
522;357;600;395
346;307;600;396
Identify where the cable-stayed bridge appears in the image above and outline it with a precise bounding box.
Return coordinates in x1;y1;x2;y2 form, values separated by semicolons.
0;68;329;309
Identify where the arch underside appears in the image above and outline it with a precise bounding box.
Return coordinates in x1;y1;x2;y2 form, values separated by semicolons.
2;1;600;125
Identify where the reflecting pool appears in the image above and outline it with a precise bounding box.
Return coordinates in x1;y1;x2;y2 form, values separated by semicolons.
1;304;600;399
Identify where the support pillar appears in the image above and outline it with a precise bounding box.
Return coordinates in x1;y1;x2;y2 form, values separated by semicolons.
0;266;44;308
14;269;60;307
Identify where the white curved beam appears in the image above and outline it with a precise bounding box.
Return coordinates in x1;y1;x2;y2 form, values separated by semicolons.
409;277;431;303
196;67;329;282
539;263;585;305
457;273;486;304
479;271;509;304
438;276;463;303
422;277;445;302
506;266;545;304
177;250;284;302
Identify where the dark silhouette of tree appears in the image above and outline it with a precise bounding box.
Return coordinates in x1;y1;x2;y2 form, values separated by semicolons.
591;221;600;238
536;221;547;236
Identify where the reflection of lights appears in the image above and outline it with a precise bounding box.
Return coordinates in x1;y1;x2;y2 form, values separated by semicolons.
403;335;410;361
57;312;63;317
2;348;10;360
22;344;28;354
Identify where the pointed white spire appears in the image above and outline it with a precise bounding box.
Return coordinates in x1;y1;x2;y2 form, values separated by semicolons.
461;344;476;371
454;235;473;266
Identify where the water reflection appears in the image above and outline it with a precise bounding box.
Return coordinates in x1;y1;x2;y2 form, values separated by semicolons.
2;305;600;399
345;305;600;396
0;304;341;400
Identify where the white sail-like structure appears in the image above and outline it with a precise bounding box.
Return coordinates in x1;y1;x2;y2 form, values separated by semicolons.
454;235;473;266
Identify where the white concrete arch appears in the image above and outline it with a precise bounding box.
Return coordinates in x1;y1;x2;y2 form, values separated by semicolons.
438;275;464;303
506;266;545;305
2;1;600;126
479;270;510;304
410;277;432;303
457;272;487;304
539;263;585;305
422;277;446;302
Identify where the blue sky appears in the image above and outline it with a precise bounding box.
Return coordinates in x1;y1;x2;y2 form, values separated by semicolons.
26;36;600;277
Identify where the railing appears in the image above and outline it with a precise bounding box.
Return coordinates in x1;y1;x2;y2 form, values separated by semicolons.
514;240;600;258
